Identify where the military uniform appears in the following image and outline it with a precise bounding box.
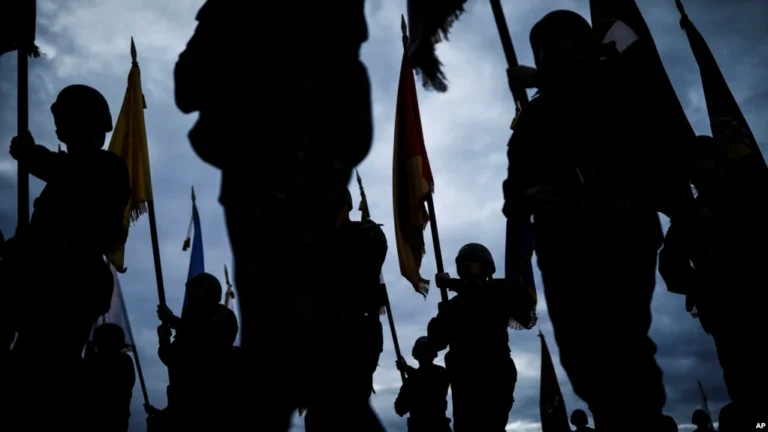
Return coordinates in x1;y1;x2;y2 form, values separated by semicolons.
660;134;768;425
503;11;678;430
158;273;239;432
5;85;130;429
428;244;529;432
304;207;387;432
82;324;136;432
174;3;373;429
394;337;451;432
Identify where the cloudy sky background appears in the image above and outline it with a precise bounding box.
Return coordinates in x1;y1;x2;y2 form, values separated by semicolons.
1;0;766;430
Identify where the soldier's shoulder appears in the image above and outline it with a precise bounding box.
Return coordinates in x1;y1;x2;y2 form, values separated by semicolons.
97;150;128;171
357;219;387;241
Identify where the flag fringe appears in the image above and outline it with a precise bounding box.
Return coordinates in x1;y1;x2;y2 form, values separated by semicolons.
410;0;468;92
129;202;148;224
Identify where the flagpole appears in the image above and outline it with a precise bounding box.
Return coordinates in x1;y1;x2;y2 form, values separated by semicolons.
16;29;30;234
131;345;151;406
488;0;529;109
356;170;406;382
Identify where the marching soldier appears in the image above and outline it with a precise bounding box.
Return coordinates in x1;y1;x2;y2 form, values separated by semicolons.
303;189;386;432
428;243;534;432
6;84;130;428
173;3;374;429
157;272;238;431
394;336;451;432
503;10;684;430
570;409;594;432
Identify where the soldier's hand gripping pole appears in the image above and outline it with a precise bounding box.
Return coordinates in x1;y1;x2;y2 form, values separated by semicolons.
425;194;448;304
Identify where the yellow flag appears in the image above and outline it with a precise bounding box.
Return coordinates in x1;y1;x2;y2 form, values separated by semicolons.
106;37;153;271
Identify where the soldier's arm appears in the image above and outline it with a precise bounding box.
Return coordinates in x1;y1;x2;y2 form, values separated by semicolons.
359;220;388;276
24;144;60;183
503;108;536;221
394;381;411;417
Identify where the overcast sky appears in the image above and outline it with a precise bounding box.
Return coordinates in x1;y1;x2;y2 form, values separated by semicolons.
1;0;766;431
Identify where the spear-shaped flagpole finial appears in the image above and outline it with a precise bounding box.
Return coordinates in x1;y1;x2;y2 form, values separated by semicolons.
401;14;408;38
191;186;196;204
130;37;137;65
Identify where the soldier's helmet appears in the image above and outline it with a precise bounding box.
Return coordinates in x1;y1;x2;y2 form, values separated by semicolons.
530;10;593;67
691;409;710;427
187;272;223;305
51;84;113;142
570;409;588;427
412;336;436;360
456;243;496;277
93;323;127;351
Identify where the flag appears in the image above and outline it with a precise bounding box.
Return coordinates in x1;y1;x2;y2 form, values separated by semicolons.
183;187;204;306
0;0;40;58
224;265;235;310
90;263;137;349
539;331;569;432
106;37;153;272
393;19;434;297
105;263;137;348
406;0;468;91
676;1;766;171
590;0;695;208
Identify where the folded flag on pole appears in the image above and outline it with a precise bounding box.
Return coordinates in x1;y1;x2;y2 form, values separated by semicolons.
0;0;40;57
393;16;434;297
183;186;204;306
106;37;153;272
539;330;569;432
676;0;767;172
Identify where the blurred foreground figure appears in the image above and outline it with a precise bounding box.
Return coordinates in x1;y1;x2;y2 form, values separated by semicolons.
5;84;130;428
660;134;768;423
157;272;238;431
394;336;451;432
173;2;374;429
503;11;681;430
83;323;136;432
570;409;594;432
303;189;386;431
428;243;535;432
660;415;678;432
691;409;714;432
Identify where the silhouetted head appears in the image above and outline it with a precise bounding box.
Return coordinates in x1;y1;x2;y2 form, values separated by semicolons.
412;336;437;364
93;323;127;353
717;403;734;432
51;84;112;151
186;272;223;308
455;243;495;283
660;415;678;432
530;10;595;91
692;409;711;428
570;409;588;428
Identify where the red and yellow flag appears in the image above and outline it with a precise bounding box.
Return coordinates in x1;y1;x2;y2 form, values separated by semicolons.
106;37;153;271
393;16;434;297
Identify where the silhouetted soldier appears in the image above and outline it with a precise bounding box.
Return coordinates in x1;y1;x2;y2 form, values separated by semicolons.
82;323;136;432
717;403;735;432
6;84;130;427
157;272;238;431
570;409;594;432
173;3;373;428
660;134;768;420
503;11;680;430
304;189;386;432
394;336;451;432
691;409;714;432
428;243;533;432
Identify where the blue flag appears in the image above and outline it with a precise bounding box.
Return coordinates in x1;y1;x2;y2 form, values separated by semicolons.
184;187;204;306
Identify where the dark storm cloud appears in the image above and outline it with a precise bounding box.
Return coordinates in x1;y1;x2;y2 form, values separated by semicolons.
1;0;765;431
